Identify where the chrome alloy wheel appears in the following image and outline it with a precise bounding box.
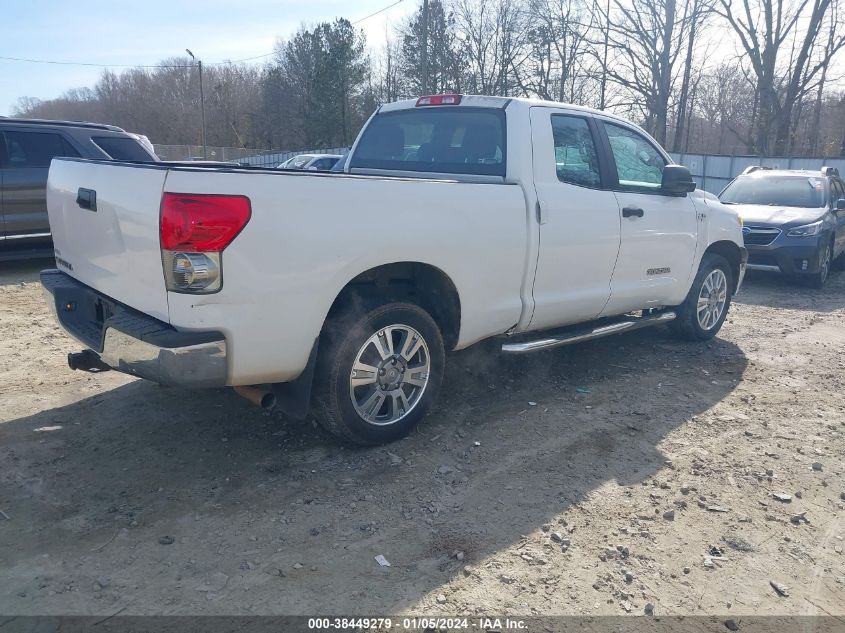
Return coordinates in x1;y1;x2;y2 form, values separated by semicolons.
349;324;431;426
697;268;728;330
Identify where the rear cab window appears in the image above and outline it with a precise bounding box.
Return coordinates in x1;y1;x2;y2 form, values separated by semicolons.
350;107;506;177
92;136;156;162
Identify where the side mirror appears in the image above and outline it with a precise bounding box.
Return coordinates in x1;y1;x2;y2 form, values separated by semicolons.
836;198;845;211
662;164;696;195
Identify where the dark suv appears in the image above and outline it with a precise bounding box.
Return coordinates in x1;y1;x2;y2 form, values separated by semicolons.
719;166;845;288
0;118;157;260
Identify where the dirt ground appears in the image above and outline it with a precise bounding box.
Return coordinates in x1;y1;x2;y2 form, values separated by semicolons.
0;259;843;618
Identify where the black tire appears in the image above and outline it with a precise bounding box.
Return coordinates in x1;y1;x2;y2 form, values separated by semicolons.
802;240;833;288
670;253;734;341
312;301;445;445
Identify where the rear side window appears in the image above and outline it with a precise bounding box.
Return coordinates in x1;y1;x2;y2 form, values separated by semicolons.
2;130;79;168
92;136;155;162
351;107;506;177
551;115;601;188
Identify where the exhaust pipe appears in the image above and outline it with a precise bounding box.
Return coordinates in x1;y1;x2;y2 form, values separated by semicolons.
233;385;277;410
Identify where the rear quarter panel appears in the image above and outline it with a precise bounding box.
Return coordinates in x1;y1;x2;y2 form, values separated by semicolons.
163;170;528;385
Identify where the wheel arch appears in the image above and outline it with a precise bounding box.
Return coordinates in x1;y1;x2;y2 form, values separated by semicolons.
325;261;462;351
703;240;743;293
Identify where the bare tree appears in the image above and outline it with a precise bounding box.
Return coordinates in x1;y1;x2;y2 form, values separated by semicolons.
671;0;715;151
452;0;531;96
716;0;845;154
592;0;683;144
11;0;845;157
523;0;598;103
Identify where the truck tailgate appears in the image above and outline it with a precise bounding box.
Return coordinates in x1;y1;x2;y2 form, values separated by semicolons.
46;159;170;322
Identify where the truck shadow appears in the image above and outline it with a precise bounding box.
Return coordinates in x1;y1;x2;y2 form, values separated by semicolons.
733;268;845;313
0;327;746;614
0;257;54;287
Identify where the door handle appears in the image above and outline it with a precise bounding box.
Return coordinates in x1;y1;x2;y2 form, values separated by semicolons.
76;188;97;212
622;206;644;218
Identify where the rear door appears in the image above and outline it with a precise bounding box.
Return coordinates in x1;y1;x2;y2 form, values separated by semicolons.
597;119;698;315
1;128;80;239
528;107;621;330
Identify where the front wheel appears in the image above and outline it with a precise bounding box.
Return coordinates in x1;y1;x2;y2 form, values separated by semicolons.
312;301;445;445
802;240;833;288
671;253;734;341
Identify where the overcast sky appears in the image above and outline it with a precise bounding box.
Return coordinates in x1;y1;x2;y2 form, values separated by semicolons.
0;0;416;115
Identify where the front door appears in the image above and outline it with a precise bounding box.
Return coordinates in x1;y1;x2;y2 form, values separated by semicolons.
597;120;698;316
528;107;621;331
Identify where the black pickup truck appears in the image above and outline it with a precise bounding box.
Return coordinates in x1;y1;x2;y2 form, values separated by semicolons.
0;118;157;260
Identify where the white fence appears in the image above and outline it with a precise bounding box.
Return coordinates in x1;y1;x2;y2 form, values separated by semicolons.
670;153;845;194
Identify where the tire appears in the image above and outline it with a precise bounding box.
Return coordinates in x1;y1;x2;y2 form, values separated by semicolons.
803;240;833;288
312;301;445;445
670;253;734;341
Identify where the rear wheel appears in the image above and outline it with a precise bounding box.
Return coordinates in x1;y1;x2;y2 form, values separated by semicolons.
313;301;445;445
671;253;733;341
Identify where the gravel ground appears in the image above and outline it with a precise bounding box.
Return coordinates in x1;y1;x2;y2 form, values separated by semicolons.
0;259;843;617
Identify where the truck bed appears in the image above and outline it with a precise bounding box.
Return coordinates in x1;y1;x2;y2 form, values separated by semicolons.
46;158;530;384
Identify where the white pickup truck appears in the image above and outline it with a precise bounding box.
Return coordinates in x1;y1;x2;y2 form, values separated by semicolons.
42;95;746;444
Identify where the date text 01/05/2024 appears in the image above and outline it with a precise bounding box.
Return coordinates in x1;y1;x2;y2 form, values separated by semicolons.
307;617;528;630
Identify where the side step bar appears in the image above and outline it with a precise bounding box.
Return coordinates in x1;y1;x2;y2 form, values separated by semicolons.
502;311;676;354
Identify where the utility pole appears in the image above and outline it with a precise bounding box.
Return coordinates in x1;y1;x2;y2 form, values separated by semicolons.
186;49;207;159
599;0;610;110
421;0;430;94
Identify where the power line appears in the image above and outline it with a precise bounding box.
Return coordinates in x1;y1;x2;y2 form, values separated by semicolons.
0;0;407;70
222;52;275;64
352;0;404;24
0;55;188;68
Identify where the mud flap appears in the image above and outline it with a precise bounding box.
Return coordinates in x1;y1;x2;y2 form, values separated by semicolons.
271;338;319;419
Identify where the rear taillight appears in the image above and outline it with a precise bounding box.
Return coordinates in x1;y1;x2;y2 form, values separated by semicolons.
161;193;251;252
160;193;251;293
416;94;462;106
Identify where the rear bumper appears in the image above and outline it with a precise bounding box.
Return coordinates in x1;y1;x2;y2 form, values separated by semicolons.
41;269;227;387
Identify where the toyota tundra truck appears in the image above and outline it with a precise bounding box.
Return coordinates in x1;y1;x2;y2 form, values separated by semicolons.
41;95;746;445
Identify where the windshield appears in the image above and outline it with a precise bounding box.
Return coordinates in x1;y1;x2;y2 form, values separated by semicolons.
350;107;506;177
720;176;825;208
